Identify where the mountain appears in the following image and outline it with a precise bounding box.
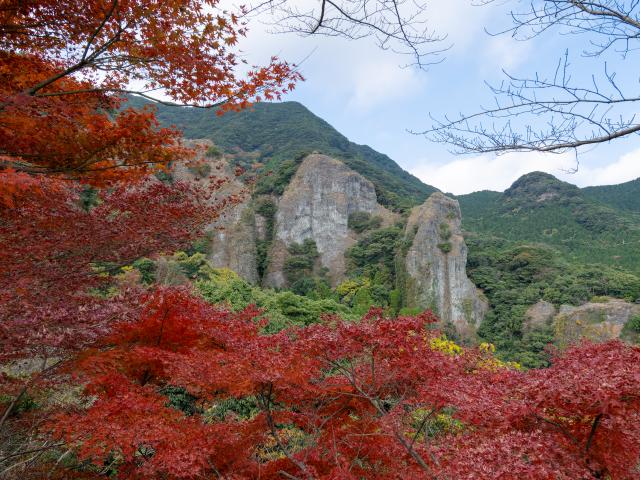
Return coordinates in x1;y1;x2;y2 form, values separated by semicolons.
124;98;640;366
457;172;640;273
126;97;437;211
174;148;486;341
453;172;640;366
583;177;640;214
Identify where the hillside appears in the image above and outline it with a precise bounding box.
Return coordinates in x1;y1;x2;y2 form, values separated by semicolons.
457;172;640;273
583;177;640;214
126;98;640;366
126;97;437;211
454;172;640;366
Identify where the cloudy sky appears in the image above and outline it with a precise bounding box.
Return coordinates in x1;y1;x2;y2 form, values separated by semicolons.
232;0;640;194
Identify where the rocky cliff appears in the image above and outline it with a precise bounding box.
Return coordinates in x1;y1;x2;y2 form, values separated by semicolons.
264;154;398;287
524;298;640;347
402;193;488;337
173;140;259;283
189;151;489;336
554;299;640;347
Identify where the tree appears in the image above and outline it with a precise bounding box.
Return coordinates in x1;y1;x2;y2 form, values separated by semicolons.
0;0;300;424
0;176;241;478
1;177;236;362
0;0;302;188
422;1;640;154
47;290;640;479
0;0;454;476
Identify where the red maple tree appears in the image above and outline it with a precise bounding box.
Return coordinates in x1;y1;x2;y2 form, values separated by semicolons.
47;288;640;479
0;176;235;362
1;0;301;190
1;1;301;468
0;0;301;390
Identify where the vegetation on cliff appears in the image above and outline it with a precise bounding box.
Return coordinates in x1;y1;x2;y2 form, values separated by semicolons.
125;97;438;211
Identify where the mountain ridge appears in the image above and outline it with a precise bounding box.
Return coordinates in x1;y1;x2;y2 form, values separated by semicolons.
457;171;640;273
126;97;438;211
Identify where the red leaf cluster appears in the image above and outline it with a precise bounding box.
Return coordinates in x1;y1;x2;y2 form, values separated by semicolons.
50;288;640;479
0;176;232;361
0;0;302;186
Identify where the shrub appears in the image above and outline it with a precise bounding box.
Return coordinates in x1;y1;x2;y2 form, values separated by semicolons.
627;315;640;333
205;145;223;158
132;257;156;284
348;211;382;233
439;222;452;240
437;242;452;254
284;239;320;286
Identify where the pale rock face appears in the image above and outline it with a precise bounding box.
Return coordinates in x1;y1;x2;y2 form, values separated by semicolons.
208;202;259;284
524;300;557;331
554;298;640;347
403;193;487;336
254;214;268;241
172;140;259;284
264;154;396;287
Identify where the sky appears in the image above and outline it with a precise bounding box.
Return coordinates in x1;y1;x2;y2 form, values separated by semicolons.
231;0;640;194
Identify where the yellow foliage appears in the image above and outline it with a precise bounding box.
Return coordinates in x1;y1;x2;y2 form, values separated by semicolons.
336;278;371;304
208;267;241;284
476;357;521;372
479;342;496;353
429;335;462;356
409;408;465;442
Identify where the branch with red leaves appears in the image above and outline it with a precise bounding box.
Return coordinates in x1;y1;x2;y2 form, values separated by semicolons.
43;289;640;479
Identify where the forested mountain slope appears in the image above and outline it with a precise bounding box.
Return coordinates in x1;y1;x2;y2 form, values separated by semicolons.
126;97;437;211
583;177;640;214
457;172;640;273
454;172;640;366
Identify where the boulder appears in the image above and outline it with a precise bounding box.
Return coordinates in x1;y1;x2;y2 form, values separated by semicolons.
524;300;557;331
554;298;640;347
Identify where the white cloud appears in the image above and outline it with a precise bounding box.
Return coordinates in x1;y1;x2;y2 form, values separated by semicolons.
224;0;537;111
346;58;426;111
484;35;533;71
570;148;640;187
410;149;640;195
424;0;489;49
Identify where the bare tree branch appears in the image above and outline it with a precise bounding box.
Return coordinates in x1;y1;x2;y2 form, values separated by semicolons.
245;0;449;68
422;1;640;153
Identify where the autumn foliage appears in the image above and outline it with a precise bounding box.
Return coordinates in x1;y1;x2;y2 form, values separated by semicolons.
1;0;301;467
1;0;301;188
2;2;640;479
47;288;640;479
0;176;235;362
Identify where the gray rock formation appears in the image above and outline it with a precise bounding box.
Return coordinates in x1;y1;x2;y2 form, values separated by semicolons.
264;154;397;287
173;148;489;337
524;300;557;331
208;201;259;284
554;298;640;347
403;193;487;337
173;140;259;283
